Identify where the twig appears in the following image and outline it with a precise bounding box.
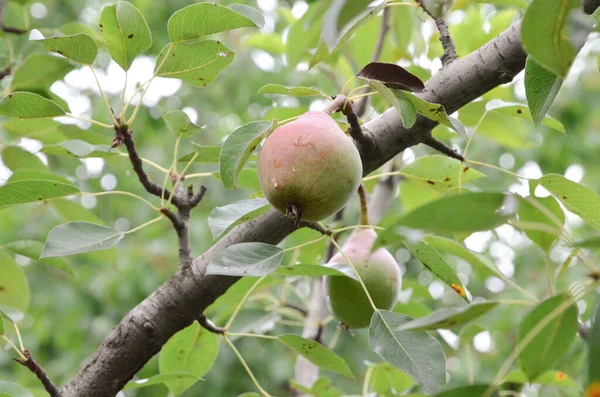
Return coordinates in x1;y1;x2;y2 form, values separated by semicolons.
190;185;207;208
116;125;184;208
14;350;59;397
198;314;225;334
356;7;391;117
341;100;380;159
418;2;458;66
299;221;332;236
422;135;464;161
579;321;590;342
584;0;600;14
281;303;308;317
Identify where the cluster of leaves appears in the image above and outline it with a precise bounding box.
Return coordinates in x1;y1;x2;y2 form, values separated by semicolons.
1;0;600;396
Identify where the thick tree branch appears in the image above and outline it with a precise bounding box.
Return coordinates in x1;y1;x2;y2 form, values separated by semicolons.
59;22;527;397
14;350;59;397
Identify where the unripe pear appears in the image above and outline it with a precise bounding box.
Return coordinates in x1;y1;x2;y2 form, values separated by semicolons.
324;228;402;329
257;111;362;222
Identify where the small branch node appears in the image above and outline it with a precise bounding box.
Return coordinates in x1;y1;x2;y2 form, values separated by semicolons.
423;135;464;161
13;350;59;397
190;185;207;208
198;314;226;334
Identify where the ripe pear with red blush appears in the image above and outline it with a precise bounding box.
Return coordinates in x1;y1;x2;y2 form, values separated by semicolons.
324;227;402;329
257;110;362;222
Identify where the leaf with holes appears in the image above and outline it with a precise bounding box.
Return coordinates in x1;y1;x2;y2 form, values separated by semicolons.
159;322;218;397
517;196;565;251
163;110;202;137
368;80;416;128
400;155;486;192
0;180;79;209
394;302;499;331
154;41;234;87
524;57;564;126
521;0;579;77
405;241;468;301
167;3;263;42
123;373;201;391
278;334;354;378
257;84;326;97
358;62;425;92
205;242;284;276
369;310;446;393
219;120;275;189
0;92;65;119
208;198;271;239
41;222;125;258
178;144;221;163
37;33;98;65
100;1;152;71
518;294;578;379
538;174;600;230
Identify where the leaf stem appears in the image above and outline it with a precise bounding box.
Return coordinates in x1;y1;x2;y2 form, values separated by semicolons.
465;343;474;385
223;334;272;397
281;235;327;253
464;159;534;181
63;114;114;129
2;335;26;361
13;323;24;352
225;332;278;340
185;172;214;179
347;91;378;103
124;215;165;235
341;77;356;96
119;71;128;120
116;153;169;174
544;252;556;295
225;275;267;330
327;327;342;349
89;66;119;126
331;225;384;234
82;191;160;212
276;115;301;126
362;365;374;397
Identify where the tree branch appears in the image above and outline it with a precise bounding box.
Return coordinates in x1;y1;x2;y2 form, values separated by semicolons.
14;350;59;397
59;22;527;397
584;0;600;14
418;1;458;66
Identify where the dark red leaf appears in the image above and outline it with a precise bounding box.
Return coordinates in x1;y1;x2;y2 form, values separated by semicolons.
356;62;425;92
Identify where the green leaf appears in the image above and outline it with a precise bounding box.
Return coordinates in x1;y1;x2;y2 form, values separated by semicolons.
154;41;234;87
245;33;285;54
38;33;98;65
286;2;328;68
3;240;73;276
518;294;578;379
159;322;218;397
396;91;466;136
369;310;446;393
393;302;499;331
382;192;510;236
289;377;343;397
369;362;415;395
405;241;468;301
0;381;33;397
517;196;564;251
41;140;114;158
219;120;275;189
0;92;65;119
41;222;124;258
521;0;579;77
50;198;105;225
99;1;152;71
0;180;79;209
486;104;565;133
163;110;202;137
525;57;564;126
571;236;600;249
278;334;354;378
0;252;30;313
123;373;201;391
1;146;46;171
0;312;3;335
434;385;499;397
538;174;600;230
167;3;263;43
208;198;270;239
178;144;221;163
10;53;73;91
368;80;416;128
60;21;104;44
257;84;325;97
588;301;600;389
205;242;284;276
8;169;71;185
274;263;356;279
400;155;486;192
532;370;579;389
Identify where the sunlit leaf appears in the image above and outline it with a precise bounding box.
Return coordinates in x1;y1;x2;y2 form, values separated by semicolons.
369;362;415;395
219;120;275;189
0;180;79;209
208;198;270;239
368;80;416;128
159;322;218;397
518;294;578;379
41;222;124;258
434;385;499;397
278;334;354;378
405;241;468;301
10;53;73;91
178;144;221;164
205;242;284;276
37;33;98;64
588;301;600;390
163;110;202;137
100;1;152;71
369;310;446;393
0;252;30;313
0;92;65;119
517;196;564;251
0;381;33;397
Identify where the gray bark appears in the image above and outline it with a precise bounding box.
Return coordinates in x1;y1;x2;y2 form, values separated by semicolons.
59;22;526;397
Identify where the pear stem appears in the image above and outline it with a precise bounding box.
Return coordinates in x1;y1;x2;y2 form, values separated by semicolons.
358;184;370;226
322;94;347;115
